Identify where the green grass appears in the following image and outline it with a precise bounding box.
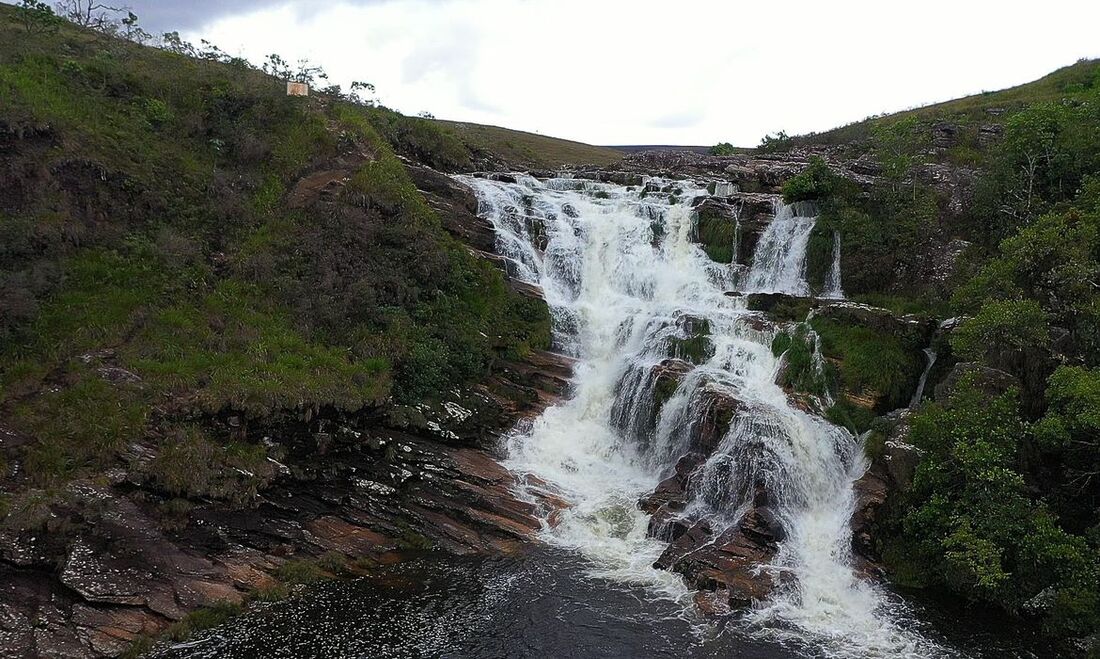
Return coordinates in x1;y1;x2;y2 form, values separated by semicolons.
695;210;736;264
811;317;924;412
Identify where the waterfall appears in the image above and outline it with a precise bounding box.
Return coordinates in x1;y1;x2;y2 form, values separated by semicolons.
743;201;817;296
459;174;942;658
822;230;845;299
909;348;938;409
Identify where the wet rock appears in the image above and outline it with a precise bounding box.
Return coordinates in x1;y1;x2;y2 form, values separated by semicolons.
691;385;746;455
744;293;813;321
814;300;935;344
850;462;890;560
654;512;778;609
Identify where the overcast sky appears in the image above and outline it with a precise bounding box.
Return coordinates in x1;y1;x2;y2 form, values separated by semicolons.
84;1;1100;145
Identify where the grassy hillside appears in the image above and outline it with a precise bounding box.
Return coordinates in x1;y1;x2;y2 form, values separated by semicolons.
0;4;549;506
435;119;622;169
785;58;1100;148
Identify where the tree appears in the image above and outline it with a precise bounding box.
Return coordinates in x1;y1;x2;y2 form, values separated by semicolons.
758;130;790;153
54;1;124;31
120;10;149;44
17;0;60;33
871;116;929;195
349;81;376;106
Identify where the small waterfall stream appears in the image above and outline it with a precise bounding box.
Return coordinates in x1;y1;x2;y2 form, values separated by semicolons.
823;230;845;299
910;349;938;409
461;174;943;658
743;201;817;296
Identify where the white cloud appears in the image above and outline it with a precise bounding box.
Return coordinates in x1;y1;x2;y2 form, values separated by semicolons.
184;0;1100;146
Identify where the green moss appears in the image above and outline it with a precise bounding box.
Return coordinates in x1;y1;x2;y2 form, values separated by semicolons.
166;600;244;642
275;558;329;585
811;317;923;412
668;318;714;364
772;326;835;398
695;208;736;263
803;224;834;293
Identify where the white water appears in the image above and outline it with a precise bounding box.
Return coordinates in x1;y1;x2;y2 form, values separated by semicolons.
460;174;943;658
822;230;845;300
910;349;938;409
743;201;817;296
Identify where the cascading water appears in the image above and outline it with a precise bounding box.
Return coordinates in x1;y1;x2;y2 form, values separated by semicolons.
743;201;817;296
822;230;845;300
460;174;944;658
910;348;938;409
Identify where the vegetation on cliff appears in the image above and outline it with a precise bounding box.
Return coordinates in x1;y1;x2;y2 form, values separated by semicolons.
0;3;549;513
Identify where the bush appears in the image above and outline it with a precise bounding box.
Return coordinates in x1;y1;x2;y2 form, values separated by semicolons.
146;426;275;504
881;376;1100;639
709;142;737;156
782;156;842;203
811;318;923;412
951;299;1050;363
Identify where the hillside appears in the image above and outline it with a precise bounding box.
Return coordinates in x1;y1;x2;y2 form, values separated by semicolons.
0;4;572;655
784;57;1100;149
435;119;623;169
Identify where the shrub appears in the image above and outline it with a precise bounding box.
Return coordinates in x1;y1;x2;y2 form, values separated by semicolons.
951;299;1050;363
709;142;737;156
882;376;1100;639
782;156;842;203
146;426;275;504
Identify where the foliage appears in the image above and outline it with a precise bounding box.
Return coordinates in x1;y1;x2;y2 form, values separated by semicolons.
15;0;59;33
885;377;1100;639
0;6;549;513
758;130;790;153
709;142;738;156
970;89;1100;241
771;326;834;399
951;299;1050;363
694;207;736;263
952;207;1100;366
1032;366;1100;534
145;426;275;504
782;156;848;203
871;116;930;188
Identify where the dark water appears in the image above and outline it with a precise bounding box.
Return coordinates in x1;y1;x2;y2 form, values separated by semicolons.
150;548;1049;659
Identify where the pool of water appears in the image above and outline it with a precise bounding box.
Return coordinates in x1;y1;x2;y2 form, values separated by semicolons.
148;547;1051;659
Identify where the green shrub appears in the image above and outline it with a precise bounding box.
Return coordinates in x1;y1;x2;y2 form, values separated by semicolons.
695;209;736;263
709;142;737;156
782;156;842;203
146;426;274;504
881;376;1100;639
275;558;328;585
951;299;1050;363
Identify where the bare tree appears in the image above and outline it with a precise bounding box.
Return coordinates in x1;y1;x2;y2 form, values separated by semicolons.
54;1;124;30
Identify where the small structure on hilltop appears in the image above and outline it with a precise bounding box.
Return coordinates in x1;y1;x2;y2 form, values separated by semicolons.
287;81;309;97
